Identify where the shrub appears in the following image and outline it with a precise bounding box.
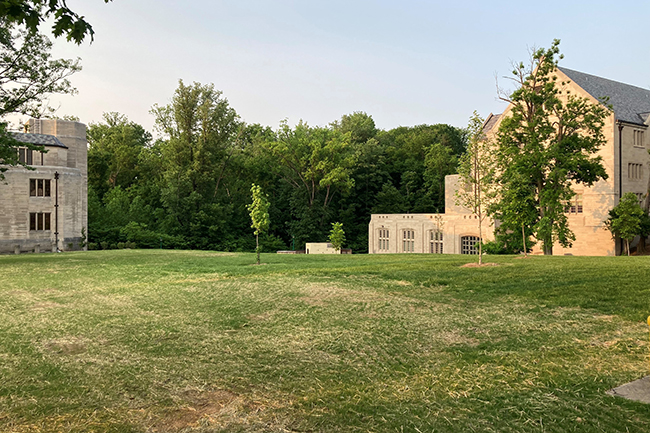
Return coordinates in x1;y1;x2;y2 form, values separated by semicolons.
88;242;98;250
100;241;110;250
117;242;126;249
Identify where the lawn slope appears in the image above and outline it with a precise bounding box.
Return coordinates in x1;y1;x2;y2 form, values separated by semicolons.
1;250;649;432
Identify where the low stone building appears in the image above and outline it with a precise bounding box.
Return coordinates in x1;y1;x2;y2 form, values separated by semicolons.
369;67;650;256
369;175;494;255
0;119;87;253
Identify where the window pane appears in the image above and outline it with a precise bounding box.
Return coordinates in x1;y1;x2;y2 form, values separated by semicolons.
37;179;43;196
19;148;26;164
30;213;36;230
26;149;32;165
30;179;36;196
44;180;51;197
44;213;51;230
37;213;43;230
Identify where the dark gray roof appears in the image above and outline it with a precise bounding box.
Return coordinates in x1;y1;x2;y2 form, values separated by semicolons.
483;113;501;133
558;67;650;125
11;132;67;148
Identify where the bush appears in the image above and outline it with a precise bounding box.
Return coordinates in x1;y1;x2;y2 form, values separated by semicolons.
117;242;126;249
126;241;136;249
67;242;74;250
88;242;98;250
100;241;110;250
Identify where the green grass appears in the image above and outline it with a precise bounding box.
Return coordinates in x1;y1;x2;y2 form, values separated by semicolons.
1;250;649;432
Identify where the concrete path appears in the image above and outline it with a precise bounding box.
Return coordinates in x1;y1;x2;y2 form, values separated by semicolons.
607;376;650;404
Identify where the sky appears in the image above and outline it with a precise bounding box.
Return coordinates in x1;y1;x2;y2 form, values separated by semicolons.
14;0;650;135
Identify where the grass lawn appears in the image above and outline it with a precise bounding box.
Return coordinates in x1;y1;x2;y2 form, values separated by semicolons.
1;250;649;432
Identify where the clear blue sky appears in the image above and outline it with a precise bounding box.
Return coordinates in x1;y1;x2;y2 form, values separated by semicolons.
31;0;650;134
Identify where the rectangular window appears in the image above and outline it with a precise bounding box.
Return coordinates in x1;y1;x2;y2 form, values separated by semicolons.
565;194;584;214
402;230;415;252
378;229;390;251
19;148;26;164
430;230;443;254
29;212;51;231
26;149;32;165
628;163;643;180
633;130;645;148
28;179;51;197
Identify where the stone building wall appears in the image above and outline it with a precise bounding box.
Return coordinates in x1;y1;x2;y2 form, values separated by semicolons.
0;119;87;253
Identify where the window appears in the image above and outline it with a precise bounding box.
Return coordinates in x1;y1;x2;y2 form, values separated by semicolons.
628;163;643;180
29;212;51;231
430;230;443;254
16;147;43;166
461;236;480;255
564;194;583;214
402;229;415;252
633;130;645;148
378;229;390;251
29;179;51;197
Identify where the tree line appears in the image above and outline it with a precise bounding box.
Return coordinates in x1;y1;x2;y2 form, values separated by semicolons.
87;81;467;253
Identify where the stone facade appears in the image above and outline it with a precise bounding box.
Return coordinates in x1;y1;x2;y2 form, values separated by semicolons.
0;119;87;253
369;68;650;256
369;175;496;255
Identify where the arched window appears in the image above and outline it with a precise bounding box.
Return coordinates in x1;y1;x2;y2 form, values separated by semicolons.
378;229;390;251
461;236;480;255
429;230;443;254
402;229;415;252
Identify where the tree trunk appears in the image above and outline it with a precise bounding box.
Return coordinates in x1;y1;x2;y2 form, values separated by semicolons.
522;222;527;258
256;233;260;265
627;238;630;257
543;240;553;256
478;216;483;265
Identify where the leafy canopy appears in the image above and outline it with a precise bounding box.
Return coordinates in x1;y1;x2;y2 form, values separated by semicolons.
328;222;345;252
494;39;609;255
0;0;113;44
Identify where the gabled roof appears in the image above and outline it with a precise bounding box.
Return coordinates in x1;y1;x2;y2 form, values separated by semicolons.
558;67;650;126
482;113;501;134
11;132;67;148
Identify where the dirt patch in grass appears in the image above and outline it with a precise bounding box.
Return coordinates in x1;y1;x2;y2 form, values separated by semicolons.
146;389;272;432
438;330;480;347
461;262;500;268
31;301;65;310
42;337;87;355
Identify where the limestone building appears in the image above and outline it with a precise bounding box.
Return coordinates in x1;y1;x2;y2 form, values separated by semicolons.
0;119;87;253
369;68;650;256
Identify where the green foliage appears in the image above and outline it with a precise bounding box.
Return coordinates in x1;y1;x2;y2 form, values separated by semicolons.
247;183;270;264
0;25;80;117
0;0;112;44
328;222;345;252
0;25;79;177
604;192;646;255
456;112;497;263
494;39;609;255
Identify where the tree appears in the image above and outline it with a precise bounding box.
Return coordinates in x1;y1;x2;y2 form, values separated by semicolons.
151;80;242;249
0;25;81;179
495;40;609;255
455;112;496;264
604;192;645;256
0;0;112;44
262;121;356;245
328;222;345;253
87;112;151;197
247;184;270;265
